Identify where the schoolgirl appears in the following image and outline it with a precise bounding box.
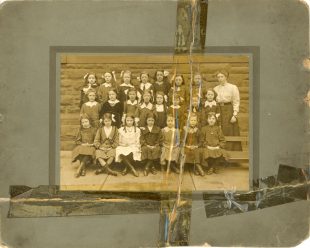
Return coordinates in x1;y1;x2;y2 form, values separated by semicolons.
71;114;97;177
94;113;119;176
79;73;99;108
115;115;141;177
154;91;168;129
136;90;155;127
97;72;115;104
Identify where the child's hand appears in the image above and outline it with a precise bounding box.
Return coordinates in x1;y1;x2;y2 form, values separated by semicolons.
230;116;237;123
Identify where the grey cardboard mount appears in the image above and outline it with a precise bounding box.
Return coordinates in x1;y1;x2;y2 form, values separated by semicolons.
0;0;309;247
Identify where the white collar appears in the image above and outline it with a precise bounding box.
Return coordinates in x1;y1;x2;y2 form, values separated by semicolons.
170;105;180;109
184;126;198;133
140;82;152;89
126;100;138;105
204;100;217;108
147;126;153;132
85;101;98;107
120;83;134;87
156;104;164;111
164;126;175;132
140;102;153;109
102;82;112;87
108;99;120;105
155;81;163;85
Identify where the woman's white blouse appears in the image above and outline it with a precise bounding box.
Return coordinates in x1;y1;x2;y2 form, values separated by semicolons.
214;82;240;114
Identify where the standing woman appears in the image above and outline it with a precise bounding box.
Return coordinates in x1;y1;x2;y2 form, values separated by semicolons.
213;69;242;151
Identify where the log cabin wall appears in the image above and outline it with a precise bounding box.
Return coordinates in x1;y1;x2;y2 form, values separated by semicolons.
60;55;249;151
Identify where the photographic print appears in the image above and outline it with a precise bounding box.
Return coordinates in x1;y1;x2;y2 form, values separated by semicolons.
59;54;250;191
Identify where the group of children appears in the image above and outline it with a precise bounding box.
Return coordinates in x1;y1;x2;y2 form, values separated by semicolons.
71;70;228;178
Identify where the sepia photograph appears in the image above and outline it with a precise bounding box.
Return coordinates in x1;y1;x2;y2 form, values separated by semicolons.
59;54;250;191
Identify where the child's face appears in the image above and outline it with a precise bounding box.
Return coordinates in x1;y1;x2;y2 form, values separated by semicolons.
206;91;215;102
217;73;227;84
123;73;131;84
88;92;96;101
175;76;183;86
104;73;112;83
146;117;155;127
88;74;96;85
156;94;164;104
103;118;112;127
143;93;151;103
128;91;136;101
208;116;216;126
193;74;201;85
167;117;175;128
189;117;198;127
141;73;148;83
125;117;134;127
156;71;164;82
81;118;90;128
108;91;117;101
192;97;199;107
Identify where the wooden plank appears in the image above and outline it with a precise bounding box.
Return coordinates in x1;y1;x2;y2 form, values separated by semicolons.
64;55;249;64
225;136;248;142
227;151;249;163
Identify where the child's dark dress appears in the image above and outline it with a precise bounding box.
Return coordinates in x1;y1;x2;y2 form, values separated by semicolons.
154;104;167;129
100;100;123;128
140;126;163;160
200;125;228;160
80;101;101;128
168;85;187;105
182;126;201;164
136;102;155;127
153;81;171;102
123;100;139;122
117;83;135;103
72;127;97;162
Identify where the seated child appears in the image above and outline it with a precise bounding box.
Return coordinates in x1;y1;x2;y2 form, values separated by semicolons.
115;115;141;177
200;112;228;174
71;114;97;177
161;115;181;174
94;113;119;176
140;113;163;176
182;114;205;176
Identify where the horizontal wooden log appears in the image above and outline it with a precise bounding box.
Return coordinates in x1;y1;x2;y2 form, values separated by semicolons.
62;55;249;64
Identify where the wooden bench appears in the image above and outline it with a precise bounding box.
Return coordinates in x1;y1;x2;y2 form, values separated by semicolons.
225;136;249;163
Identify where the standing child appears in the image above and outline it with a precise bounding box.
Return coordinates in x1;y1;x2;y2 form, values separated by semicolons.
201;88;220;127
153;70;171;102
140;113;163;176
200;112;228;174
71;114;97;178
182;114;205;176
80;73;99;108
136;90;155;127
161;115;181;174
167;94;186;130
117;70;136;103
122;88;139;125
168;74;187;105
94;113;119;176
137;71;153;102
97;72;115;104
154;91;168;129
80;88;101;128
115;115;141;177
100;89;123;128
